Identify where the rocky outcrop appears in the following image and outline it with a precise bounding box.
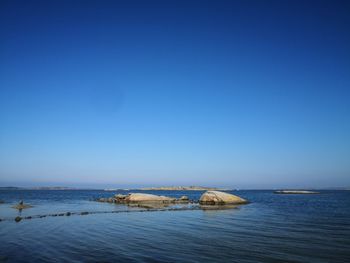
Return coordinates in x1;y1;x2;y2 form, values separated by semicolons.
97;193;188;205
199;191;248;205
125;193;175;203
94;191;250;210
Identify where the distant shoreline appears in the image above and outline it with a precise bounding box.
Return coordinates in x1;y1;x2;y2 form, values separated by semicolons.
138;186;228;191
1;186;349;191
0;186;228;191
104;187;229;191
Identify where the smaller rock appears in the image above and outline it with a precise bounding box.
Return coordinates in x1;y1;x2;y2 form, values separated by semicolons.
66;212;71;216
115;194;127;199
81;212;89;215
179;196;189;201
15;216;22;222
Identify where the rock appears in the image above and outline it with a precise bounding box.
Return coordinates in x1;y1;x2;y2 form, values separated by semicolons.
125;193;175;203
176;195;190;203
0;200;4;204
115;194;127;200
98;197;117;203
108;197;115;203
66;212;71;216
274;190;319;194
199;191;248;205
81;211;89;215
179;195;189;201
15;216;22;222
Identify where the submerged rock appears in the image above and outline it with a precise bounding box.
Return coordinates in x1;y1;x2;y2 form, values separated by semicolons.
12;201;33;210
199;191;248;205
108;197;115;203
129;202;172;209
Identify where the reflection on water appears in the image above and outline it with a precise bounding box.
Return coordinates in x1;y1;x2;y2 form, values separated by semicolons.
0;190;350;263
200;204;239;210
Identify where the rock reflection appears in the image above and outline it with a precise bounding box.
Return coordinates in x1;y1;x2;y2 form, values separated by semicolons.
200;204;239;211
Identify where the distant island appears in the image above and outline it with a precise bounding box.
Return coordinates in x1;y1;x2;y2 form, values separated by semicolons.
0;187;21;190
29;187;76;190
1;186;226;191
274;190;320;194
139;186;227;191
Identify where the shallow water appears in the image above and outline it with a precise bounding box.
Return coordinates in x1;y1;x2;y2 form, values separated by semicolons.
0;190;349;262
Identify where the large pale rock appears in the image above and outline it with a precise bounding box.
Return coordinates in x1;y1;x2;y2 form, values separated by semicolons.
199;191;248;205
125;193;175;202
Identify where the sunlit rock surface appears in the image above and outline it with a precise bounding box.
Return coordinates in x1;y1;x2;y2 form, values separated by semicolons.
199;191;248;205
125;193;175;202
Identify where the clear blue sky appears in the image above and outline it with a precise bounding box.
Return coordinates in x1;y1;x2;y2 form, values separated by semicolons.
0;0;349;189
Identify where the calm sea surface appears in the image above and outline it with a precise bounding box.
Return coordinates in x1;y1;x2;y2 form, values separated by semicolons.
0;190;349;262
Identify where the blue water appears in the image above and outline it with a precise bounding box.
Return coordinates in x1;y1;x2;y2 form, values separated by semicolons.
0;190;349;262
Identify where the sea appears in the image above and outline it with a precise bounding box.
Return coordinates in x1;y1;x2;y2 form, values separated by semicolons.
0;190;349;263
